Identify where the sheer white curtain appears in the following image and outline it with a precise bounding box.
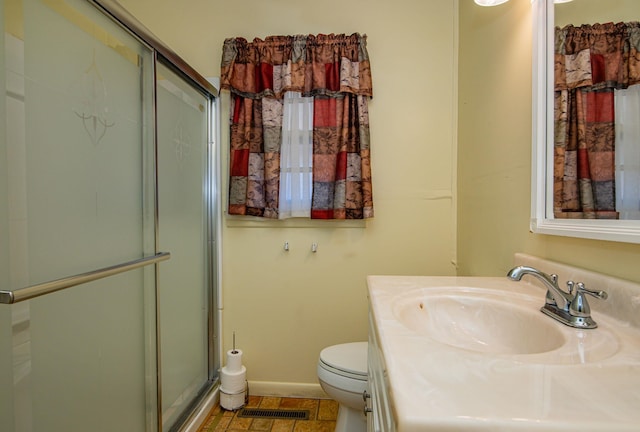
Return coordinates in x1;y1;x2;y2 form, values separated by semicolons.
278;91;314;219
615;85;640;220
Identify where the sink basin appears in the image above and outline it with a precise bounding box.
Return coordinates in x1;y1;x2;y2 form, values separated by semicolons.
392;288;566;355
368;271;640;431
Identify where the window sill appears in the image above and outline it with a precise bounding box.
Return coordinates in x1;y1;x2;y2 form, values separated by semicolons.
225;215;367;228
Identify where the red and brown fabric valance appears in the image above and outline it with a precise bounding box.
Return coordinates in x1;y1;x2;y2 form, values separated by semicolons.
221;33;372;99
555;22;640;91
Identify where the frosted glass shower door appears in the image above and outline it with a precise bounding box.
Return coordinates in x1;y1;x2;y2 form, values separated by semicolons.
156;63;211;431
1;0;157;430
1;5;14;431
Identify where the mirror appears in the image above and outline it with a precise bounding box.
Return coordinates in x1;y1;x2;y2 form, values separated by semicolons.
531;0;640;243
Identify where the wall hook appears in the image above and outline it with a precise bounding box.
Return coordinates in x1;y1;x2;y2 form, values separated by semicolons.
284;241;290;251
311;242;318;253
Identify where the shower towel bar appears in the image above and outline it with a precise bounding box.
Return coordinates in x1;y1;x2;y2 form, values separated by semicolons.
0;252;171;304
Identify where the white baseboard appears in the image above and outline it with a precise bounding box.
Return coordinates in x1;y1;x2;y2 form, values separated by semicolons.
248;381;329;399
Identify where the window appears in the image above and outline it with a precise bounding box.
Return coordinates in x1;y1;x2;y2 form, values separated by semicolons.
278;91;314;219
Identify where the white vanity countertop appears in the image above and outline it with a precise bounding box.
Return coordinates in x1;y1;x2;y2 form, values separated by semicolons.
367;275;640;432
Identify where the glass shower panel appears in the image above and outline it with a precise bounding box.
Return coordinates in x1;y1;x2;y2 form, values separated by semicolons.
3;0;157;430
29;271;155;432
0;307;13;432
156;62;210;431
0;3;13;430
23;0;155;278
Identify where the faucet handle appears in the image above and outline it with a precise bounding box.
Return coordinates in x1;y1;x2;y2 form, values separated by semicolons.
569;282;608;319
570;290;591;318
575;282;608;300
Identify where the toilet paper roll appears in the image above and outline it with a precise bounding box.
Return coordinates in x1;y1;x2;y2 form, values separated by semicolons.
221;365;246;392
225;349;243;373
220;389;246;411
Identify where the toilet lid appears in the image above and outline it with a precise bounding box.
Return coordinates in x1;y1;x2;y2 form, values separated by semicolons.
319;342;367;377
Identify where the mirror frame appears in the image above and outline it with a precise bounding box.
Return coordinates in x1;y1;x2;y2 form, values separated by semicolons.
530;0;640;244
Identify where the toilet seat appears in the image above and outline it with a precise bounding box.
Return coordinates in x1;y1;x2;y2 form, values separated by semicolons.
318;342;367;381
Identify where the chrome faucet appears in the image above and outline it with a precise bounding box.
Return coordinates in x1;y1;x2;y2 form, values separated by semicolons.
507;266;608;329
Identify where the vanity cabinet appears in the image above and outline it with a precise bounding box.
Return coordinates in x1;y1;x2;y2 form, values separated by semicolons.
367;308;396;432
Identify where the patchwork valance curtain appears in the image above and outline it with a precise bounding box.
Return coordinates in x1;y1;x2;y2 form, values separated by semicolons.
220;33;374;219
553;22;640;219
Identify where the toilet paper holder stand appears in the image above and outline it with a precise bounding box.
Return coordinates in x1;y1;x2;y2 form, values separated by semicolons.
220;380;249;410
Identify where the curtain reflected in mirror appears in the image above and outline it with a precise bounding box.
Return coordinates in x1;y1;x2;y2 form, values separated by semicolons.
554;0;640;220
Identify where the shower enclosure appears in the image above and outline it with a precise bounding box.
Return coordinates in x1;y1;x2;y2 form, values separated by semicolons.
0;0;221;430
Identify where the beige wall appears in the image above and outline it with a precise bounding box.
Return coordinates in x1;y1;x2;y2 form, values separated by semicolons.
119;0;458;390
457;0;640;282
119;0;640;393
555;0;639;26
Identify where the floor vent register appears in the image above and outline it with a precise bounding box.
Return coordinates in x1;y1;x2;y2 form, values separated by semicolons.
236;408;310;420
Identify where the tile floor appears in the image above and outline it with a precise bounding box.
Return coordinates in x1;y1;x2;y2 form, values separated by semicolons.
198;396;339;432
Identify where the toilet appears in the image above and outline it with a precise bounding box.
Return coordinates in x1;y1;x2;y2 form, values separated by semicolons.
317;342;368;432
